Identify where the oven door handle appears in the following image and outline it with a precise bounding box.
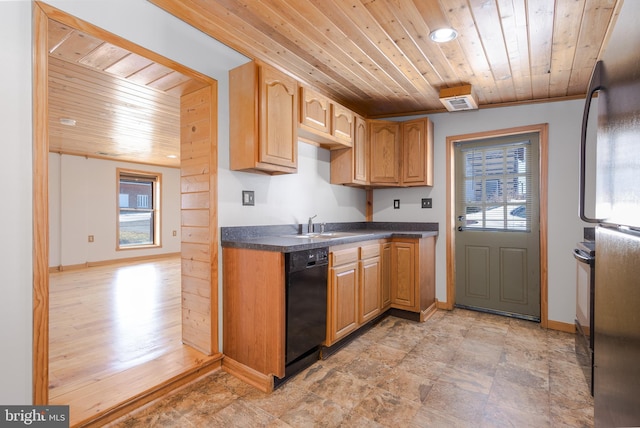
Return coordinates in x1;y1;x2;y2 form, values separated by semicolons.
573;249;594;264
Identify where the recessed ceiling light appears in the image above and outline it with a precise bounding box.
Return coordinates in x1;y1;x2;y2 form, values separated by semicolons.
429;28;458;43
167;155;178;159
59;118;76;126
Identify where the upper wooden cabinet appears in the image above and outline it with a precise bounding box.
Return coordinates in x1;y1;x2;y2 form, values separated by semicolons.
330;115;368;186
369;120;401;185
229;61;298;174
369;117;434;187
402;118;433;186
298;86;354;149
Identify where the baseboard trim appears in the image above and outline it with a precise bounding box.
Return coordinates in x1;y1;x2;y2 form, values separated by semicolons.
547;319;576;333
222;356;274;393
49;252;181;273
420;302;438;322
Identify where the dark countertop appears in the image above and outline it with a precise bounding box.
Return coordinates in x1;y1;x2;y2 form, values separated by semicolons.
221;222;439;252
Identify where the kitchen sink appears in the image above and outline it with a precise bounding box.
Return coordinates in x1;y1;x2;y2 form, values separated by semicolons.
283;231;371;240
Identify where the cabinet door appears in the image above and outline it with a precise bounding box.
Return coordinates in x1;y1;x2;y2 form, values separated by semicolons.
360;256;381;323
369;120;401;184
331;104;354;146
329;262;359;343
300;87;330;134
391;241;415;309
353;116;368;184
259;65;298;169
401;118;433;186
380;243;392;309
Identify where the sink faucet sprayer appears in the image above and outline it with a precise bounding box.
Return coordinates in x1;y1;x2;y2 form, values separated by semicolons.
308;215;317;234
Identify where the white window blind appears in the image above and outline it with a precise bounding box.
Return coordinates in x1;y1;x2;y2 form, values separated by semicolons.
456;134;535;232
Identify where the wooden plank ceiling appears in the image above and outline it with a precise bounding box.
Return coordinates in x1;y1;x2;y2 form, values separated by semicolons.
47;19;207;168
152;0;620;117
49;0;620;167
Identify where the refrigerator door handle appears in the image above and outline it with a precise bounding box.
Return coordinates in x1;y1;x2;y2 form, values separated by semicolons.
580;60;604;223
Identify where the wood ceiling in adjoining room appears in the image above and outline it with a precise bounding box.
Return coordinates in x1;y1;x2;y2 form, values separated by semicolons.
47;19;208;168
150;0;620;117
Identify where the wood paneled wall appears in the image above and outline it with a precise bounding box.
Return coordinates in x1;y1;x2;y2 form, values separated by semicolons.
180;86;218;355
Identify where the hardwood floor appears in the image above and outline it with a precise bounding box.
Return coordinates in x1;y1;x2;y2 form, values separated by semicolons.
49;255;217;426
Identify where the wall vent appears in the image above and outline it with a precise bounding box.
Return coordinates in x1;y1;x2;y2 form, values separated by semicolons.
439;85;478;112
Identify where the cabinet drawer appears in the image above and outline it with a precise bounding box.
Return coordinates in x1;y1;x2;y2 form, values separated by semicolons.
331;247;358;266
360;243;380;259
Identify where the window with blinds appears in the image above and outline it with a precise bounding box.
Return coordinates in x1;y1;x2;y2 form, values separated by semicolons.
457;135;535;232
117;169;161;248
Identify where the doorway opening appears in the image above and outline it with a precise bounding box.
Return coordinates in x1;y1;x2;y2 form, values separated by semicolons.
445;124;549;327
33;4;220;425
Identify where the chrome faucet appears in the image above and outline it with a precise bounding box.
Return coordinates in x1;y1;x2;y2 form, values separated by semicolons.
308;215;317;234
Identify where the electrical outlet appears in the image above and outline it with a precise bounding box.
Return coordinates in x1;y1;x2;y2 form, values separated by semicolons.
421;198;432;208
242;190;255;206
88;235;94;243
393;199;400;209
172;230;177;237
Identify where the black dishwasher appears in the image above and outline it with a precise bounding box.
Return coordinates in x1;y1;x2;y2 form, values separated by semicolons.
280;247;328;385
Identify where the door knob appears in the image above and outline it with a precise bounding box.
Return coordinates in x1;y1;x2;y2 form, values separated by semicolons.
457;215;464;221
457;226;463;231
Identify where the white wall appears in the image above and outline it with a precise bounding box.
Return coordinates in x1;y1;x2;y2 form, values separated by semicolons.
373;100;589;324
0;0;33;405
219;142;367;227
48;154;181;267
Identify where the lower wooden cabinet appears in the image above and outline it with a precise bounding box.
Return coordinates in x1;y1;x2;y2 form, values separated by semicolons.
359;244;381;324
327;243;381;345
330;255;359;342
389;237;436;320
327;236;436;345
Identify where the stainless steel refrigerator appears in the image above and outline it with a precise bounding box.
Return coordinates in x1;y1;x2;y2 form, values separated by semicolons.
580;1;640;426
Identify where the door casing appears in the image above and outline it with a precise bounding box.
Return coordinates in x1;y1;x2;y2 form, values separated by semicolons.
445;124;549;328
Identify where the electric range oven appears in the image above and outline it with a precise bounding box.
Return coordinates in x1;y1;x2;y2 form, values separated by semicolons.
574;240;595;395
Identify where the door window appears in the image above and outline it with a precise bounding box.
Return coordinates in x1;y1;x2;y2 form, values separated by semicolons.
457;136;534;232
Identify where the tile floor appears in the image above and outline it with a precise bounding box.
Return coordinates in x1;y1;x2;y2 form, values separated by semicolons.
111;309;594;427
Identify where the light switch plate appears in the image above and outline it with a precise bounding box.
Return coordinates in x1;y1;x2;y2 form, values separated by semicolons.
422;198;432;208
242;190;255;206
393;199;400;209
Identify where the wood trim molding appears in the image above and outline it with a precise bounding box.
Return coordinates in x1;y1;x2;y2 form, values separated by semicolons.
222;357;274;393
33;2;50;406
445;123;549;326
547;320;576;334
49;252;182;273
82;356;223;427
33;2;219;419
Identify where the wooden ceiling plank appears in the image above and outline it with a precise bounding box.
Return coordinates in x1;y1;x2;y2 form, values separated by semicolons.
497;0;533;101
548;0;585;98
275;0;422;105
153;0;369;106
104;53;155;79
527;0;555;99
412;0;476;90
306;0;430;108
49;60;180;114
348;0;436;96
468;0;516;103
237;0;393;102
48;19;75;53
441;0;501;105
78;43;131;71
567;0;617;94
49;29;104;63
361;0;446;91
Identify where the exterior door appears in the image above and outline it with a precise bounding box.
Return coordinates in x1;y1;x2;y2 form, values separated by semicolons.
454;133;540;320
